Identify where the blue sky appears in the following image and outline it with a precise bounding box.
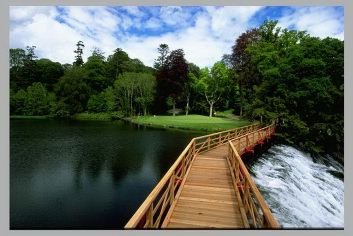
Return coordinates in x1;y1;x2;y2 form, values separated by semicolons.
9;6;344;67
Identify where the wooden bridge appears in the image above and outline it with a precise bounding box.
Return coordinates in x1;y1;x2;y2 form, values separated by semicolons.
125;123;279;229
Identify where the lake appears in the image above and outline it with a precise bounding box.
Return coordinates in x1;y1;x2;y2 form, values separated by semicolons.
10;119;344;229
10;119;198;229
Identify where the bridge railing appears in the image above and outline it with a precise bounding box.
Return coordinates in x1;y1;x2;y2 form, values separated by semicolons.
227;125;279;228
193;123;261;154
231;124;276;156
125;123;261;229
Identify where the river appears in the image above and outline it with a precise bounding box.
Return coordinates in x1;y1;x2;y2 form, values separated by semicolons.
249;144;344;228
10;120;344;229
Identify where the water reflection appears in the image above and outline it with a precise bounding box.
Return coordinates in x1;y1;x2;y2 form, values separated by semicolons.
10;119;197;229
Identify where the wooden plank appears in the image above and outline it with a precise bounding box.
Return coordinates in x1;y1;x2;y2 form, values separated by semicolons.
178;196;236;205
190;165;229;171
182;184;234;193
169;218;243;228
161;148;197;228
171;211;242;225
180;191;236;202
176;197;239;212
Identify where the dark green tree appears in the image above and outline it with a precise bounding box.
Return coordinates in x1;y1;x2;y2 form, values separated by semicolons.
73;41;85;67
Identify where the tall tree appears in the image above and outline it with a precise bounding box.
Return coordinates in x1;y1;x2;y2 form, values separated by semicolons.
36;58;64;91
73;41;85;67
55;67;91;114
231;28;261;116
184;63;200;115
106;48;130;84
83;48;107;93
196;62;230;117
154;44;170;70
10;48;26;69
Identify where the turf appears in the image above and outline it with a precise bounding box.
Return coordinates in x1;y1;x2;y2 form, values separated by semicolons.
130;114;254;131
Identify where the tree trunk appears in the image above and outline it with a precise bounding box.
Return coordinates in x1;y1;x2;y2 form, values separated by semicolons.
209;102;213;117
239;83;243;117
172;100;176;116
144;107;147;116
185;96;190;116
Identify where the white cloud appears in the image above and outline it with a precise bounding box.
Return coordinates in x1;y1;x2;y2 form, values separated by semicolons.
145;17;161;29
9;6;344;68
206;6;263;41
278;7;344;40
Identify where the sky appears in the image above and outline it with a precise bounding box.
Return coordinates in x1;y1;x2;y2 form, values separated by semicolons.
9;6;344;68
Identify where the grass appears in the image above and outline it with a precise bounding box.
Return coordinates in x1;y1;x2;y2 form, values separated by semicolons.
130;114;254;132
10;115;49;119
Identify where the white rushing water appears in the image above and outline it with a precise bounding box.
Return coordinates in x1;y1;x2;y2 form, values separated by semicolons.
250;145;344;228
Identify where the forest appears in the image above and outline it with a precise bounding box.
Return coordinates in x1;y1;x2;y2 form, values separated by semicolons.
10;20;344;160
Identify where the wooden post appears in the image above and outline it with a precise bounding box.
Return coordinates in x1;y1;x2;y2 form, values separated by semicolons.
148;203;153;227
192;141;196;156
182;156;185;177
207;137;210;150
170;173;175;203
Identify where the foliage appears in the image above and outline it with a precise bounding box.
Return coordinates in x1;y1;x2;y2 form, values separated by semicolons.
73;41;85;67
54;67;91;115
155;46;189;115
10;82;55;115
195;62;231;117
236;20;344;157
114;72;156;116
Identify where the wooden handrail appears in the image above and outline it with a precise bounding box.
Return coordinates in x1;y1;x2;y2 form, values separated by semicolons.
227;132;279;228
194;123;260;141
125;122;266;229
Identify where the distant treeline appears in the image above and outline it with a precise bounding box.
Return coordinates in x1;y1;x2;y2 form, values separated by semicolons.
10;20;343;159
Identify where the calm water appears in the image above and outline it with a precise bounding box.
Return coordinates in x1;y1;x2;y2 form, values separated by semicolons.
10;119;198;229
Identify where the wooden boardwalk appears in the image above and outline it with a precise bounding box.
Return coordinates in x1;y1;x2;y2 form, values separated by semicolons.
164;145;245;228
125;123;279;229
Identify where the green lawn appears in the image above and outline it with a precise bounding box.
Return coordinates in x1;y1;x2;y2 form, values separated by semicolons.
10;115;49;119
130;114;254;132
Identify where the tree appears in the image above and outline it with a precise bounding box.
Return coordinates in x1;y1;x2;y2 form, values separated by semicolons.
36;58;64;91
55;67;91;114
154;44;170;70
184;63;200;115
11;46;39;90
243;20;344;158
106;48;130;84
135;74;156;116
73;41;85;67
155;48;188;115
83;49;107;93
24;82;55;115
10;48;26;69
10;89;27;115
114;72;156;116
231;28;261;116
196;62;230;117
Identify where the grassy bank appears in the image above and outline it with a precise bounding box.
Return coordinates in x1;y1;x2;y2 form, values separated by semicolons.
130;114;254;132
10;115;49;119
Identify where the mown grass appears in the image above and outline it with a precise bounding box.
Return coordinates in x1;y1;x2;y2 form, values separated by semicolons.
130;114;254;132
